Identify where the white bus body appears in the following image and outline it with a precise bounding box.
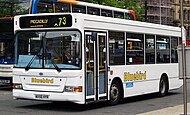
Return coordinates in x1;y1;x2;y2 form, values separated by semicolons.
13;13;182;104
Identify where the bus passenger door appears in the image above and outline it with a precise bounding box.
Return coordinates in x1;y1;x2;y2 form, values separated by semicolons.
85;32;107;103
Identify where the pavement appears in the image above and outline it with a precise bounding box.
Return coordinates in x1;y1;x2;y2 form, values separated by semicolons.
138;103;190;115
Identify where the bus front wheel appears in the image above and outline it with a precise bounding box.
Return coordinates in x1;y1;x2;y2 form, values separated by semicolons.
108;80;121;105
159;77;168;97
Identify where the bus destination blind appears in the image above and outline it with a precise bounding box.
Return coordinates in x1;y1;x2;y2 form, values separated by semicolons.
20;15;72;28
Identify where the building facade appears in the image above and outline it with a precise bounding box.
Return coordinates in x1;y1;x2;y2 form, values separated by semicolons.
139;0;190;39
172;0;190;40
140;0;174;26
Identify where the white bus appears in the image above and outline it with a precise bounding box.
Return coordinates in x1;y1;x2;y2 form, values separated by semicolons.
13;13;182;105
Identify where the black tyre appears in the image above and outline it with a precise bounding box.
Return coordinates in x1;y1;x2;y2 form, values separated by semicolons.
108;81;122;105
159;77;168;97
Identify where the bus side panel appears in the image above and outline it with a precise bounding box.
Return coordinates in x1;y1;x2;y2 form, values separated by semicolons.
109;64;182;98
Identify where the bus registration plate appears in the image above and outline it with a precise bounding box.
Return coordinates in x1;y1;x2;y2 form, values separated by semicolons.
35;94;49;99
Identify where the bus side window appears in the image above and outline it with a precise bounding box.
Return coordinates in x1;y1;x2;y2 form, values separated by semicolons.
55;2;70;13
101;9;113;17
72;5;86;14
145;35;155;64
125;13;134;20
87;7;100;16
109;31;125;65
114;11;124;19
171;37;178;63
37;0;53;13
126;33;144;64
156;36;170;63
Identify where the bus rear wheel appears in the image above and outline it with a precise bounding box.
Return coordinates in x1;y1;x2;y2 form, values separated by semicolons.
159;77;168;97
108;81;121;105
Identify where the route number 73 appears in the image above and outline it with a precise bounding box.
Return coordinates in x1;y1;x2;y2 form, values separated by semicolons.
59;17;66;26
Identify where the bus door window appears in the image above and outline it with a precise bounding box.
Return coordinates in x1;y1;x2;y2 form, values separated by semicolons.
98;35;107;94
85;35;94;71
85;33;107;97
85;35;95;96
126;33;144;64
99;36;106;68
156;36;170;63
145;35;155;64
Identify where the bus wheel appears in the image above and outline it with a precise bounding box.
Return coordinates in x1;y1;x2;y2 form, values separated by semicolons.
108;81;121;105
159;77;168;96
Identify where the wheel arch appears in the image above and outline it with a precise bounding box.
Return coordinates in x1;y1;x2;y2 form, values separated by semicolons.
111;77;124;99
160;73;169;89
158;73;169;96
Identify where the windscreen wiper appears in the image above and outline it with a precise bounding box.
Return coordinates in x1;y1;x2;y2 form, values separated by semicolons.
25;55;37;71
49;59;61;72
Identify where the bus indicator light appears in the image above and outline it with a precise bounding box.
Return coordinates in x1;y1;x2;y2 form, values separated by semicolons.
110;70;113;75
65;86;82;92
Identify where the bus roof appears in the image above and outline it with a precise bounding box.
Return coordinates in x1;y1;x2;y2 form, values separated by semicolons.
58;0;131;13
14;13;180;37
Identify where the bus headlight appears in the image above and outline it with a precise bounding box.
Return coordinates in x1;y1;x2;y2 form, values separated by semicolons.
64;86;82;92
13;84;23;89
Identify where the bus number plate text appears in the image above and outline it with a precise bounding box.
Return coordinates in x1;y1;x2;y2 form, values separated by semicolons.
35;94;49;99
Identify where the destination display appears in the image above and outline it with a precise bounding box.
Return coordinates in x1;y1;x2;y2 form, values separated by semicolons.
20;14;72;28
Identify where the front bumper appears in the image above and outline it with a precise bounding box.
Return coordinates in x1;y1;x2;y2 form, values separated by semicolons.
13;89;85;104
